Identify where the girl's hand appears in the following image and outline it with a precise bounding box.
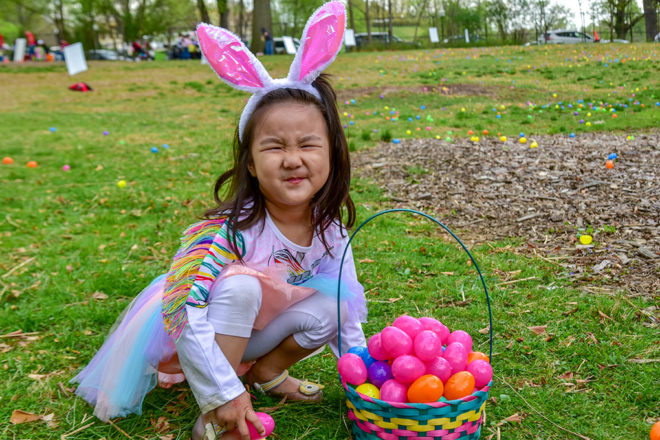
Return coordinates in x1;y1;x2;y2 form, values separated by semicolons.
206;391;265;440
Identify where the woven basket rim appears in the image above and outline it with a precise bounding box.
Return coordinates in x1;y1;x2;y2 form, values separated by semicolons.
342;378;492;409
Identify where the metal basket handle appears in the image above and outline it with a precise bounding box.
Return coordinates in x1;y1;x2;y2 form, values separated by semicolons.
336;208;493;362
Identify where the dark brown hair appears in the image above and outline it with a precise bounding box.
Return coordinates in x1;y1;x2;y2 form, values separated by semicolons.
203;73;356;257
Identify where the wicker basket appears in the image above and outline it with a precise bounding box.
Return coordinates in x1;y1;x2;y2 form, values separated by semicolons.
336;209;494;440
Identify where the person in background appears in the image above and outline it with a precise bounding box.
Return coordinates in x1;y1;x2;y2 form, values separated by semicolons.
262;28;274;55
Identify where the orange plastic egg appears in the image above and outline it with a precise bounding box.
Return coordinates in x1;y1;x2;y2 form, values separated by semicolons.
651;421;660;440
407;375;444;403
467;351;490;364
26;161;38;168
2;157;13;165
606;160;614;169
443;371;475;401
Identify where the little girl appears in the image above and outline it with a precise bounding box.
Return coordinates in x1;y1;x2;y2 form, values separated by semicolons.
72;3;367;439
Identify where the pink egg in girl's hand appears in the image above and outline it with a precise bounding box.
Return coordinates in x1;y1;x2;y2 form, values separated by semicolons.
337;353;367;385
367;333;390;361
413;330;441;361
393;315;423;339
447;330;473;352
391;355;426;384
247;412;275;439
467;359;493;389
381;326;413;358
380;379;408;402
443;342;468;375
426;356;452;383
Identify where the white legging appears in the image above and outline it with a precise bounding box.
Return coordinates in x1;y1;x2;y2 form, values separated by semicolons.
207;275;345;362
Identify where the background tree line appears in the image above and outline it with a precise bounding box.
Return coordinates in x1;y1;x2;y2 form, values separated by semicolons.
0;0;657;55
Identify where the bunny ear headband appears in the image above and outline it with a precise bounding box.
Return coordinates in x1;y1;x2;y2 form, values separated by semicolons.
196;1;346;141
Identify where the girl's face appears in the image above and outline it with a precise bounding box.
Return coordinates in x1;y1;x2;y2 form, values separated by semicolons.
248;101;330;213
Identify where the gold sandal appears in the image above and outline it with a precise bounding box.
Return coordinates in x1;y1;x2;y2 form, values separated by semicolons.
252;370;324;401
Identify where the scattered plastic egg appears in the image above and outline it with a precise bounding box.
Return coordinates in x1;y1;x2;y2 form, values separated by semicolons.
62;164;70;171
26;161;38;168
2;157;13;165
117;180;127;188
606;160;614;169
579;235;593;245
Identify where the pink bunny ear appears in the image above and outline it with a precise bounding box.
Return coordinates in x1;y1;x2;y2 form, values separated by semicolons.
287;1;346;84
197;24;271;93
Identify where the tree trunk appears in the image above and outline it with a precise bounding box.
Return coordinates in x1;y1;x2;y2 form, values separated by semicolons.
238;0;245;39
348;0;355;30
251;0;271;54
387;0;393;43
197;0;211;23
217;0;229;28
366;0;372;43
643;0;658;41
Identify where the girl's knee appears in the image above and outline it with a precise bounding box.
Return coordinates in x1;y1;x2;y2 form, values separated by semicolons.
208;275;262;317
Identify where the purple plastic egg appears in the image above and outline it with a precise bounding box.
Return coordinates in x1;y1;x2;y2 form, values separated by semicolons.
467;359;493;389
447;330;473;353
380;379;408;403
443;342;468;375
391;355;426;384
393;315;423;339
426;356;453;383
337;353;367;386
367;333;390;361
414;330;442;361
367;361;394;388
381;326;413;358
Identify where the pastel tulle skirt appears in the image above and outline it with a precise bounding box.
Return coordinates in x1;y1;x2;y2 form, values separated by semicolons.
71;275;179;422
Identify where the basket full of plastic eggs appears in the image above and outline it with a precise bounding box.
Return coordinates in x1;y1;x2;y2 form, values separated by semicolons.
338;315;493;440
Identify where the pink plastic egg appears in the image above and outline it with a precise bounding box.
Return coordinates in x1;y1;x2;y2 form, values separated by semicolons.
380;379;408;403
391;355;426;384
393;315;423;339
367;333;390;361
247;412;275;439
413;330;442;361
381;326;413;358
443;342;468;375
447;330;473;352
337;353;367;385
418;317;446;344
467;359;493;389
426;356;452;383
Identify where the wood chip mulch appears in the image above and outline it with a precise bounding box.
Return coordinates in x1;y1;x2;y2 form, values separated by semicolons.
353;131;659;305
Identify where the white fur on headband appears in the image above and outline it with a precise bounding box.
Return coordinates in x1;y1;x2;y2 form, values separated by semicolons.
197;1;346;141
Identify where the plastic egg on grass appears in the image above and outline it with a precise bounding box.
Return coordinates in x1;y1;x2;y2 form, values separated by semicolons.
393;315;423;339
467;360;493;389
467;351;490;364
367;333;390;361
248;412;275;440
355;383;381;399
26;161;38;168
3;157;13;165
447;330;473;352
349;346;375;368
579;235;593;245
444;371;475;401
380;379;408;403
117;180;127;188
337;353;367;386
414;330;441;361
367;361;394;388
426;356;452;383
443;342;468;375
62;164;71;172
381;326;413;358
392;355;426;384
407;375;444;403
651;421;660;440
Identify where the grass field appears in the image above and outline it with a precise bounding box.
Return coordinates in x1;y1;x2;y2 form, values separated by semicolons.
1;43;658;439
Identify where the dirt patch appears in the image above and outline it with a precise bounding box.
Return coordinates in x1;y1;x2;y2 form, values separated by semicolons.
336;83;495;102
353;131;659;299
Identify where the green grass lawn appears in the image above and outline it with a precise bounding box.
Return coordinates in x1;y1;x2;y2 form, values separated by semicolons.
1;43;658;439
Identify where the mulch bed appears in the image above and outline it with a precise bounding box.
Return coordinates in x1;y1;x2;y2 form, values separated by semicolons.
353;131;659;307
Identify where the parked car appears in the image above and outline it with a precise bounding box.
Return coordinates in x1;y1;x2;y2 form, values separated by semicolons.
539;30;593;44
273;37;300;54
87;49;120;60
354;32;418;48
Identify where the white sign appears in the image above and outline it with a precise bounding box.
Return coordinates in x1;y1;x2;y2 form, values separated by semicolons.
464;29;470;43
282;36;296;54
64;42;88;75
429;27;439;43
344;29;356;47
13;38;26;62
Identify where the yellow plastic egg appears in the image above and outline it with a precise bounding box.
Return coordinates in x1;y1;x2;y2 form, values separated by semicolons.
117;180;127;188
519;137;527;144
355;383;381;399
579;235;593;245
